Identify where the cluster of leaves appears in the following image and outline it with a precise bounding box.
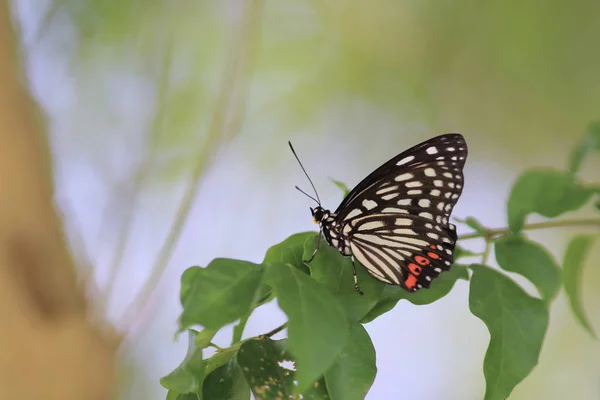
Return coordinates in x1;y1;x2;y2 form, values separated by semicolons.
161;123;600;400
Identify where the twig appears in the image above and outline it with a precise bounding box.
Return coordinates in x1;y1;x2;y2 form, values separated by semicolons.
458;218;600;241
261;322;288;339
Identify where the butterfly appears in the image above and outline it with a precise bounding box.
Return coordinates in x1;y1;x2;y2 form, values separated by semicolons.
289;134;468;294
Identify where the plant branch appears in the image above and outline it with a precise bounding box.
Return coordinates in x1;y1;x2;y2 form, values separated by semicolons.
261;322;288;339
458;218;600;241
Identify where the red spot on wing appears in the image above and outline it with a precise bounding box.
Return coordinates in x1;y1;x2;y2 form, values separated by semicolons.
430;244;437;249
404;275;417;290
415;255;430;266
428;252;440;260
408;263;422;275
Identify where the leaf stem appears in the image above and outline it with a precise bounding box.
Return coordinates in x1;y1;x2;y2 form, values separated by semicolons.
261;322;288;338
458;218;600;241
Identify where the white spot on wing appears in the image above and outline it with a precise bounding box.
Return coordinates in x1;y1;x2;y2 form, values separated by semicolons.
383;207;408;213
426;146;438;155
362;199;378;210
419;212;433;219
395;218;412;226
358;221;386;231
424;168;436;177
427;232;439;239
382;193;399;200
395;173;414;182
407;189;423;195
430;189;441;196
397;199;411;206
345;209;362;220
406;181;423;188
393;228;417;235
376;185;399;195
418;199;431;207
434;180;443;187
397;155;415;166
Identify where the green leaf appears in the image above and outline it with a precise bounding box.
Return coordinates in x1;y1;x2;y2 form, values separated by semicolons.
330;178;351;197
469;264;549;400
562;234;597;338
166;392;199;400
494;235;561;304
180;266;202;305
303;236;385;322
324;323;376;400
202;360;249;400
237;338;329;399
266;263;350;392
160;331;205;393
194;329;218;349
179;259;264;331
465;216;487;236
455;245;479;260
507;168;592;232
360;265;469;323
568;121;600;173
237;338;295;398
263;232;315;273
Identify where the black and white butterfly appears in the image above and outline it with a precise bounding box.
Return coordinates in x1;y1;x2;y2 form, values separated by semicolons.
289;134;468;294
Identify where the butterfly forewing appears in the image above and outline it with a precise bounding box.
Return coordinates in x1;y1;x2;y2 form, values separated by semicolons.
326;133;468;292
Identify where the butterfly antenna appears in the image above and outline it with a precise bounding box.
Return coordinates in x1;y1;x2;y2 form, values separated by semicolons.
294;185;319;204
288;141;321;205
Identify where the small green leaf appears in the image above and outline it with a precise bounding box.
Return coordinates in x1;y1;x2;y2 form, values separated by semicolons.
179;259;264;331
568;121;600;173
360;265;469;323
264;232;315;273
330;178;351;197
465;216;487;236
304;236;385;322
266;263;350;392
562;234;597;338
469;264;549;400
166;392;199;400
160;331;205;393
202;360;249;400
180;266;202;305
494;235;561;304
324;323;376;400
455;245;479;260
194;329;218;349
507;168;592;232
204;348;239;379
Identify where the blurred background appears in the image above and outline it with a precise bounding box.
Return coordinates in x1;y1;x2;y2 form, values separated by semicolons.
12;0;600;398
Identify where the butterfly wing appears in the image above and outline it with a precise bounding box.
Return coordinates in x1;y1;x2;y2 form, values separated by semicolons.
334;133;468;291
346;214;458;291
334;133;467;221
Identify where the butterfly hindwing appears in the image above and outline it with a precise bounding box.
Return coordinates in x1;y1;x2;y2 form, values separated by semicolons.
346;213;458;291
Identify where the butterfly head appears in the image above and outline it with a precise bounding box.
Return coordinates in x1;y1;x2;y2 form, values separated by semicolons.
310;206;329;225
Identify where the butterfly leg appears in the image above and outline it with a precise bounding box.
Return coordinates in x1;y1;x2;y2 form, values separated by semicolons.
303;231;321;263
351;256;364;296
